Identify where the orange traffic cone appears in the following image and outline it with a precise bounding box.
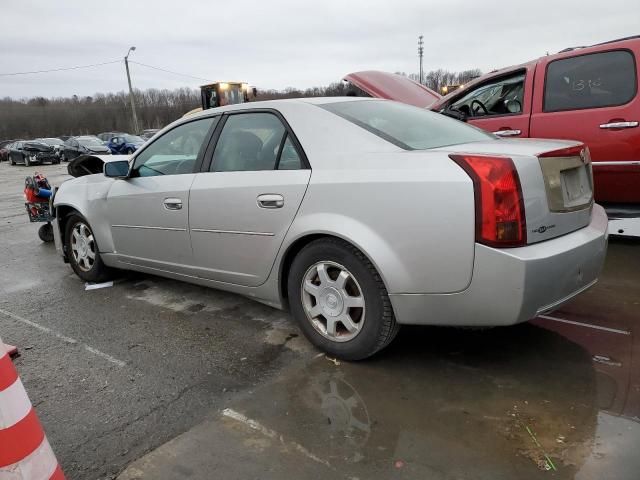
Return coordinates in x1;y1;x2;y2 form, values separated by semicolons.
0;339;65;479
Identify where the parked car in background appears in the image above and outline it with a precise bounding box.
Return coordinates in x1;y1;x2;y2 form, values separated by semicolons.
347;35;640;207
139;129;160;140
107;134;145;154
8;140;59;166
97;132;125;144
0;140;20;162
36;137;65;160
62;136;111;161
52;98;607;360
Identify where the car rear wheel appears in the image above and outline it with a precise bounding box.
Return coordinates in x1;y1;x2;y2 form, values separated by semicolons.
64;214;112;283
288;238;399;361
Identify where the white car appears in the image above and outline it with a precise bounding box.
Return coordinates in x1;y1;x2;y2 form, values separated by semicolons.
52;98;608;359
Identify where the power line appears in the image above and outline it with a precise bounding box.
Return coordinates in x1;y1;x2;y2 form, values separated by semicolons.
0;58;211;85
128;61;211;82
0;60;122;77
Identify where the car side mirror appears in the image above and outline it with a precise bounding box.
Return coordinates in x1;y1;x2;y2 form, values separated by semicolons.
104;160;130;179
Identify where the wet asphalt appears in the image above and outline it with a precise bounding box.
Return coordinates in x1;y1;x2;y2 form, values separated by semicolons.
1;161;639;479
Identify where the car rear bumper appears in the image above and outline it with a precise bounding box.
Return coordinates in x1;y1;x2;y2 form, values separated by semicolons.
389;204;609;326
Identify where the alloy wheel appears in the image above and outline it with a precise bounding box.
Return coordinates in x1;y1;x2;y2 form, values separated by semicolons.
301;261;366;342
70;222;96;272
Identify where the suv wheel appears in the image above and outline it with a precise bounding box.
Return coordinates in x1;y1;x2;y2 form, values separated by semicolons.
288;238;399;360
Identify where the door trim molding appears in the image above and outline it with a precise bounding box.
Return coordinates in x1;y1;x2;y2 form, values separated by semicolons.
112;224;187;232
190;228;274;237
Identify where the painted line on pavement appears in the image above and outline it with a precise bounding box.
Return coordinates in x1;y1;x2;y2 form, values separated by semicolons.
538;314;630;336
222;408;334;470
0;307;126;367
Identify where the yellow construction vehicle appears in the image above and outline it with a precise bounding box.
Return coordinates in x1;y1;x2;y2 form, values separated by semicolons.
184;82;257;117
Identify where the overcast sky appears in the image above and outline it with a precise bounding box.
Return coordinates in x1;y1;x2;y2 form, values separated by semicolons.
1;0;638;99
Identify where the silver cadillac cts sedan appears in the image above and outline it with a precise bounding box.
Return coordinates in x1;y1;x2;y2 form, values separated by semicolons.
52;98;608;360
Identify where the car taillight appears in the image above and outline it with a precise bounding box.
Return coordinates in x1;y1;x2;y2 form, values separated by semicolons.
450;154;526;247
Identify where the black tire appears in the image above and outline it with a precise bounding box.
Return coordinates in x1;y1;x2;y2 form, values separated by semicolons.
24;155;30;167
38;223;54;242
125;148;133;155
64;213;113;282
61;153;66;162
10;156;15;165
287;238;399;361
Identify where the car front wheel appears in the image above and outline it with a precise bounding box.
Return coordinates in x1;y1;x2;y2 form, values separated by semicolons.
288;238;399;361
64;214;112;283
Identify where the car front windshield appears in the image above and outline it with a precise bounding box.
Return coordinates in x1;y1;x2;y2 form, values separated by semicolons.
78;138;104;147
320;100;493;150
123;135;143;143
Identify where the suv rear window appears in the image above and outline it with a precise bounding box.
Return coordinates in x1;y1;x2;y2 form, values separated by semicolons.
320;100;492;150
544;50;637;112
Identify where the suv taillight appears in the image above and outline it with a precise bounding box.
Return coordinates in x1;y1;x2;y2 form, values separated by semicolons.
450;154;526;247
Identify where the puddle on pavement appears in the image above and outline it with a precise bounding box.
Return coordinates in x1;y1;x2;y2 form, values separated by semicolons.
221;320;640;479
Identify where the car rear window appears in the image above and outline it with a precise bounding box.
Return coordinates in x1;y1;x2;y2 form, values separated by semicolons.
320;100;493;150
544;50;637;112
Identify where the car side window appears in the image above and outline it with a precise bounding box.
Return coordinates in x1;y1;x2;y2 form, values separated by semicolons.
211;113;289;172
276;135;302;170
544;50;637;112
450;72;525;117
132;116;217;177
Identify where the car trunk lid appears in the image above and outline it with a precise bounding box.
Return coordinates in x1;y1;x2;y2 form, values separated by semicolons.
431;138;595;244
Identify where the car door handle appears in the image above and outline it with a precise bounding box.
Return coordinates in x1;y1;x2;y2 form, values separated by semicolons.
493;129;522;137
257;194;284;209
599;121;638;129
163;198;183;210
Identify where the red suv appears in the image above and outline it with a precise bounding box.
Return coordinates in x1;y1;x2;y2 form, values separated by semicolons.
345;36;640;205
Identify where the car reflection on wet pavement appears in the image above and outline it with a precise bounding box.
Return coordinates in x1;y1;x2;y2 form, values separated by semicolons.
216;241;639;479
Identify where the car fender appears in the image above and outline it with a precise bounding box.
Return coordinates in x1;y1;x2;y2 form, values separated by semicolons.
274;162;476;295
277;212;409;295
53;174;117;253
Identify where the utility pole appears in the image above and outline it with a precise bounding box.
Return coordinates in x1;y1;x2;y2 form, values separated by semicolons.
124;46;139;133
418;35;424;85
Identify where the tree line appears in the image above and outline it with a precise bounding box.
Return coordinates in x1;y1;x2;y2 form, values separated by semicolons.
0;88;201;140
0;69;480;140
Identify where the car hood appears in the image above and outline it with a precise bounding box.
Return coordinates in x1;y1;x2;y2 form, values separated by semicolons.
67;154;130;177
344;71;442;108
23;141;53;152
